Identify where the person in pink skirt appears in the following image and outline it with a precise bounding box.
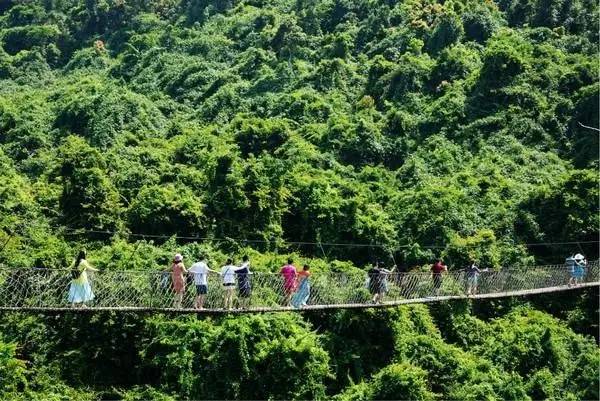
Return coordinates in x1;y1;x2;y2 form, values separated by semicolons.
280;258;298;306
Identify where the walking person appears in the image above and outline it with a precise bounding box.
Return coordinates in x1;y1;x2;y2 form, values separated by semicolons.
431;259;447;296
566;255;576;286
380;262;396;301
280;258;298;306
68;250;98;307
367;261;394;304
367;262;382;303
291;264;311;308
465;260;481;296
188;255;217;309
221;258;238;310
171;254;187;308
572;253;587;286
236;255;252;309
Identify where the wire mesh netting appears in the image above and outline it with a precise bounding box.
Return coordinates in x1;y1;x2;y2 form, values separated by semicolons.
0;261;597;312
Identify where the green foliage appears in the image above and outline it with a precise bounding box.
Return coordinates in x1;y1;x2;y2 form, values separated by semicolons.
569;84;599;168
1;25;61;55
128;184;205;236
141;314;330;400
0;339;27;393
479;31;533;89
522;169;599;243
233;116;291;156
336;363;436;401
0;0;595;268
499;0;597;37
117;386;177;401
370;363;435;401
378;53;435;101
397;334;531;400
443;229;502;268
56;136;122;230
433;304;600;400
65;47;112;71
462;6;502;43
431;43;482;85
427;13;464;55
53;76;167;148
0;331;95;401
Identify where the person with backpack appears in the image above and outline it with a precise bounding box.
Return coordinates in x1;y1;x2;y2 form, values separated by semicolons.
569;253;587;286
68;250;98;307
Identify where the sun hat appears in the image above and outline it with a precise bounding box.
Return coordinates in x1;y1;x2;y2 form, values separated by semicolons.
174;253;183;262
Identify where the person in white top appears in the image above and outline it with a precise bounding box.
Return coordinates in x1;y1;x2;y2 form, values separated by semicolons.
188;256;218;309
220;258;245;310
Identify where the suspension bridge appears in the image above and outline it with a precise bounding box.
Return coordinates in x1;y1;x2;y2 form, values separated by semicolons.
0;261;597;313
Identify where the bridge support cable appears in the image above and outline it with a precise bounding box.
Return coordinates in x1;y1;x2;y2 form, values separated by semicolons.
0;261;597;313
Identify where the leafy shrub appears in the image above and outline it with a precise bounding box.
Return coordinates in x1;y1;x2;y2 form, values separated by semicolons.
1;25;60;55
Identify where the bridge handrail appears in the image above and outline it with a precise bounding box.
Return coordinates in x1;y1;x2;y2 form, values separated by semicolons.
0;260;597;312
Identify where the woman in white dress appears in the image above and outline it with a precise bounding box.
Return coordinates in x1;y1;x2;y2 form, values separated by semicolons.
68;250;98;307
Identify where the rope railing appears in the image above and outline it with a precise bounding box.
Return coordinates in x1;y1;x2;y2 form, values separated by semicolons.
0;261;597;313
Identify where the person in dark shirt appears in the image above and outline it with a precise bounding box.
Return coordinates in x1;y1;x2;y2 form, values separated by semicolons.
236;255;252;309
431;259;447;295
367;261;395;303
367;263;381;301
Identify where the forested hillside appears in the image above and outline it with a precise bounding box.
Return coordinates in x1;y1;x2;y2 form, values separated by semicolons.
0;0;598;400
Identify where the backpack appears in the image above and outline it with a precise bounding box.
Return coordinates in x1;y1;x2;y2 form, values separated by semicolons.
565;257;575;271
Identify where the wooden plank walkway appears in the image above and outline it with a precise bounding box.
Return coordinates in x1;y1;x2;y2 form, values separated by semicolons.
1;281;597;314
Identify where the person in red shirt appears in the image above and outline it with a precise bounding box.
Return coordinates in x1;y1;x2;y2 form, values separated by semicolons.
280;258;298;306
431;259;447;295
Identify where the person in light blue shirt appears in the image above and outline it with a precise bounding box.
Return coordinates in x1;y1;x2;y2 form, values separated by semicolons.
568;254;586;286
465;260;481;296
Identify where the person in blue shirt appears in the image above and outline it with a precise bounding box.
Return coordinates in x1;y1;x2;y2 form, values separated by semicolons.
568;253;587;286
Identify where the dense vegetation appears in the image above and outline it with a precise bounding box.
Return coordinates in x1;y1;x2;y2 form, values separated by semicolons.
0;293;598;400
0;0;598;399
